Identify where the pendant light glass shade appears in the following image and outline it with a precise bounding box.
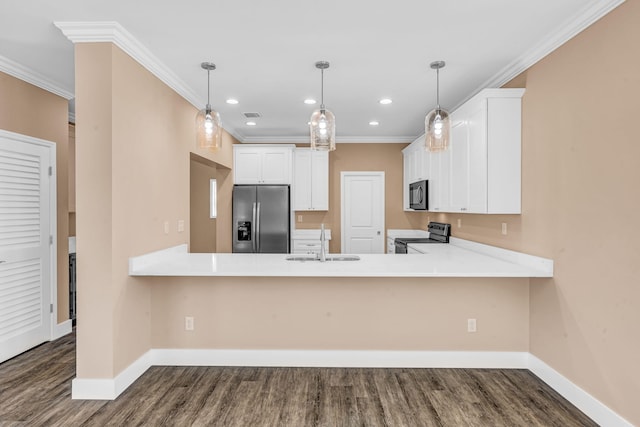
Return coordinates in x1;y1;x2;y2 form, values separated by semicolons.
196;107;222;150
425;108;450;152
196;62;223;150
310;109;336;151
425;61;450;152
310;61;336;151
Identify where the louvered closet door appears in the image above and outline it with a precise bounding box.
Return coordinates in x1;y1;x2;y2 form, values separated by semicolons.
0;133;51;363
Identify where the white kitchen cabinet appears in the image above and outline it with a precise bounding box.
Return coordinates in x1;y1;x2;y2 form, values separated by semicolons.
402;89;523;214
444;88;524;214
233;145;294;184
402;150;411;210
401;136;429;211
428;147;451;212
449;115;471;212
293;148;329;211
291;229;331;255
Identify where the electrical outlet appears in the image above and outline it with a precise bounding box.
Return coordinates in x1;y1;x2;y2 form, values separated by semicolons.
298;215;303;222
501;223;508;235
177;219;185;233
185;316;194;331
457;218;462;228
164;221;170;235
467;318;477;333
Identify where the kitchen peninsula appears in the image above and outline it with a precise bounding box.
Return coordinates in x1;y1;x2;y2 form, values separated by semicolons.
74;238;557;401
126;238;553;357
130;239;553;278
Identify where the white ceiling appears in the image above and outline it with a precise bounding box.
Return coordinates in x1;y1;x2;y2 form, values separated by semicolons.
0;0;623;143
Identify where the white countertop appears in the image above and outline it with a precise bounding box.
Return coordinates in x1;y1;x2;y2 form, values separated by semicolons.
129;241;553;278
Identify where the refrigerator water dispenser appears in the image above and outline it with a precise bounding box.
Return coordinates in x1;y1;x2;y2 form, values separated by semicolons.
237;221;251;241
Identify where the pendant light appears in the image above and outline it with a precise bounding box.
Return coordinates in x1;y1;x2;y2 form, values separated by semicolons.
310;61;336;151
196;62;222;150
425;61;450;152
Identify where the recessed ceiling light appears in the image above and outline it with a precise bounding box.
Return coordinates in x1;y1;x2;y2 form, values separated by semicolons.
246;121;257;126
379;98;393;105
304;98;317;105
369;121;380;126
226;98;239;105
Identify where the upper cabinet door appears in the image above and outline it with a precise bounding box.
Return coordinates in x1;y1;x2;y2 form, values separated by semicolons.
310;150;329;210
233;145;294;184
486;97;522;213
293;149;312;210
261;148;292;184
292;148;328;211
233;149;262;183
449;118;470;212
466;101;488;213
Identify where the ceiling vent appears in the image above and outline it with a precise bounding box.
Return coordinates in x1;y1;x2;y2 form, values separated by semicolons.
243;112;262;118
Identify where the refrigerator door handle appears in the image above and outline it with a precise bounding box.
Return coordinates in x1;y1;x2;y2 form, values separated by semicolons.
256;202;261;252
251;202;257;253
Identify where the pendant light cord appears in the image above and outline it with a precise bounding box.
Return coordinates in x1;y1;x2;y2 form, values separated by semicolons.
320;68;325;111
206;69;211;112
436;67;440;111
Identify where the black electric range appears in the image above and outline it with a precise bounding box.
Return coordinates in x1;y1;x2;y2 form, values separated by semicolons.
394;222;451;254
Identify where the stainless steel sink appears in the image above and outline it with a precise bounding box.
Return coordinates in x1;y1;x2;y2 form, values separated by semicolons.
285;256;319;262
326;255;360;261
285;255;361;262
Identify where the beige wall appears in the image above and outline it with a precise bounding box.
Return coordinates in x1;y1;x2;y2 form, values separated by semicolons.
150;276;529;351
0;71;69;324
190;154;217;253
68;124;76;237
75;42;236;378
413;2;639;423
295;143;426;252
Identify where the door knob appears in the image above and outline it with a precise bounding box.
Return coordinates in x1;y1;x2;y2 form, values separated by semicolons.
377;231;381;235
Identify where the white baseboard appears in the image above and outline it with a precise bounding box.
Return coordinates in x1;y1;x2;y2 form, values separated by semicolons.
71;351;151;400
70;348;631;426
52;319;72;340
528;355;633;427
150;349;529;369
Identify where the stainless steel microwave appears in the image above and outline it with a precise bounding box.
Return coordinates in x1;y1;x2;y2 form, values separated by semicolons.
409;180;428;210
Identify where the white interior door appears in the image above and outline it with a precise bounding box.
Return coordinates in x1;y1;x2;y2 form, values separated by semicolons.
0;130;53;363
341;172;385;254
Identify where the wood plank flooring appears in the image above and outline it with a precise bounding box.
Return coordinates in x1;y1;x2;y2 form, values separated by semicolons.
0;331;598;426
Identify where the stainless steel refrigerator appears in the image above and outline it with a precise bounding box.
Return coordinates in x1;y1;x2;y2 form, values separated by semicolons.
232;185;290;253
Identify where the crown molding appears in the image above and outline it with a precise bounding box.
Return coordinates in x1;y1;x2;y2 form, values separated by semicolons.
54;21;202;110
454;0;626;110
0;54;74;100
240;135;414;144
225;128;246;144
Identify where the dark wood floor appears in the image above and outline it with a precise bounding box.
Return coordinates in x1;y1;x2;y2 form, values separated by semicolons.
0;332;597;427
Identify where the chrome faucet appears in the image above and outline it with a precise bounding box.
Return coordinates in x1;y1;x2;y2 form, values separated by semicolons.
319;223;327;262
